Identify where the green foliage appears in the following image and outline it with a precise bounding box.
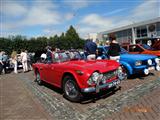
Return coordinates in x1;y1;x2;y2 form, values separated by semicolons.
0;26;85;55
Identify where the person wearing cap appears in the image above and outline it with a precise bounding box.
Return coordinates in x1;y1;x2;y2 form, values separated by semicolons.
84;39;97;60
46;46;53;63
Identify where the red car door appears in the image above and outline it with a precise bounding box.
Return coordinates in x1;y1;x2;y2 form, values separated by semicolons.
43;63;56;84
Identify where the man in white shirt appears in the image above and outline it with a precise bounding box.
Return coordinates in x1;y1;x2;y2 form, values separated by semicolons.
20;50;28;72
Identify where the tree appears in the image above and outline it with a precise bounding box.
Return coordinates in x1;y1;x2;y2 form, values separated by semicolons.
65;25;81;49
0;25;85;55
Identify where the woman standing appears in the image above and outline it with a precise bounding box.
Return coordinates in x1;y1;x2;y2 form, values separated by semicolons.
11;51;18;74
108;36;121;62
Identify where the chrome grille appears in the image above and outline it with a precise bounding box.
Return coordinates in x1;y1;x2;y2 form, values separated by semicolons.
103;70;117;80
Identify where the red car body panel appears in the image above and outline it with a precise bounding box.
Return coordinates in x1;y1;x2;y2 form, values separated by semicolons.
32;59;120;89
122;44;160;57
152;40;160;50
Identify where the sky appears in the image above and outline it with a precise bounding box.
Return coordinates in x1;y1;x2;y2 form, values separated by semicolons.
0;0;160;38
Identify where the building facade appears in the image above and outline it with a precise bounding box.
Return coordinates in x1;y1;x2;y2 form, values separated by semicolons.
98;17;160;45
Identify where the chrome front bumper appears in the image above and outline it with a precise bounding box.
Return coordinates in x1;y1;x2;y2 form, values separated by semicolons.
81;79;121;93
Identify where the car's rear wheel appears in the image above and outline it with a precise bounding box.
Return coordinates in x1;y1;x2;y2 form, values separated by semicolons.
36;71;43;85
63;75;82;102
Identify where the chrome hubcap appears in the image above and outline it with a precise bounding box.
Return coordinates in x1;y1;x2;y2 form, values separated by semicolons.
65;80;78;98
118;66;127;80
36;73;41;83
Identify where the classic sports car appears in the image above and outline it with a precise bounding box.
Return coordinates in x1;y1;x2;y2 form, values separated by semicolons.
122;44;160;57
32;50;121;102
97;46;160;77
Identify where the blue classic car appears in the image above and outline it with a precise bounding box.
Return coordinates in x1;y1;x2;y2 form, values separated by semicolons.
97;46;160;77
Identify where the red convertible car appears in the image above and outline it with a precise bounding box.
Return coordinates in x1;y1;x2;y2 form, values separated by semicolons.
32;50;121;102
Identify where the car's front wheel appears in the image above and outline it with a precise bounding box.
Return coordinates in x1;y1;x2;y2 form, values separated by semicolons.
63;75;82;102
36;71;43;85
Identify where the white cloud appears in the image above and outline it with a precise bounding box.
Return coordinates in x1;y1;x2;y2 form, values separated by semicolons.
20;0;61;26
78;13;114;37
0;0;27;17
81;14;112;27
43;27;66;37
103;8;127;16
1;0;63;36
132;0;159;21
21;7;61;26
63;0;90;10
78;0;159;38
65;13;75;21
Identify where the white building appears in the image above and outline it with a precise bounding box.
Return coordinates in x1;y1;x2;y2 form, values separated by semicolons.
98;17;160;45
87;33;98;42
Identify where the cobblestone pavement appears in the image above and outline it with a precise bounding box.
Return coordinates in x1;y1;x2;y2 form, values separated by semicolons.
0;72;52;120
1;70;160;120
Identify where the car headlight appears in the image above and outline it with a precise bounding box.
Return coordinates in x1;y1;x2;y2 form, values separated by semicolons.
155;58;159;64
87;72;102;85
135;61;142;66
147;59;152;65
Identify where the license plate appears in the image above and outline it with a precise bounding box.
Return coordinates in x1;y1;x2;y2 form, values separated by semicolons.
108;80;120;88
148;66;154;70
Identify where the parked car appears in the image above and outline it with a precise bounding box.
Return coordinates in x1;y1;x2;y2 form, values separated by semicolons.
122;44;160;57
32;50;121;102
97;46;160;78
152;40;160;50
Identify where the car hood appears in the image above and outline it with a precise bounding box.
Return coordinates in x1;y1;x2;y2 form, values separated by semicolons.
65;60;119;73
120;54;156;61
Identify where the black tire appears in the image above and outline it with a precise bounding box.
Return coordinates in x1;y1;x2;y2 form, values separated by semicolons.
63;75;82;102
36;71;43;85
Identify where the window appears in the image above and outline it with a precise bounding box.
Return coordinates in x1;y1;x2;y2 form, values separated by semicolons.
129;45;143;52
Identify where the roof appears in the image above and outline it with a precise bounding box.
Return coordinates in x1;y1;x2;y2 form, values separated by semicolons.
99;17;160;35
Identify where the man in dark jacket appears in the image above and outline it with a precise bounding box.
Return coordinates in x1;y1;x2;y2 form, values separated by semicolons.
84;39;97;60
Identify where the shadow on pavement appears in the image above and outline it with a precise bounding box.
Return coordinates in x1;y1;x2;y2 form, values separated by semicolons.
127;72;155;80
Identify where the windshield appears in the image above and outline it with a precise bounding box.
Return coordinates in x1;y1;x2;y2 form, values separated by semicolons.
120;48;128;54
53;51;82;62
104;46;128;54
142;44;155;50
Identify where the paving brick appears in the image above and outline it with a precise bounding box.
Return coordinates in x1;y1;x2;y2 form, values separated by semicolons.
1;70;160;120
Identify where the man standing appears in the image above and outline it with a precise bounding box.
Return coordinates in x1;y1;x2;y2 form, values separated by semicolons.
21;50;28;72
84;39;97;60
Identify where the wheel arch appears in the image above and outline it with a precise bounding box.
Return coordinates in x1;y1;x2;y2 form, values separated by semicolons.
120;61;133;75
61;72;80;89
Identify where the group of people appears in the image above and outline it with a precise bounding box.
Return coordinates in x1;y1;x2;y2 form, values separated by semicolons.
40;47;60;63
84;35;121;62
0;50;32;75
